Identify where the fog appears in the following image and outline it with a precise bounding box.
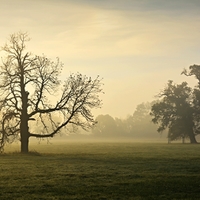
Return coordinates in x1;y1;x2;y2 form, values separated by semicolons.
26;102;182;144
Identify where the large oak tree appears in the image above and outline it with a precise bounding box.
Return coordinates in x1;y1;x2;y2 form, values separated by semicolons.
0;32;103;153
151;65;200;143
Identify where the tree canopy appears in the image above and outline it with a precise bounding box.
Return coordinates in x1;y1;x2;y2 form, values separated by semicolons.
0;32;103;153
151;65;200;143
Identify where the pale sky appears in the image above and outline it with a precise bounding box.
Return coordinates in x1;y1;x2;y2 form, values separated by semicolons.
0;0;200;118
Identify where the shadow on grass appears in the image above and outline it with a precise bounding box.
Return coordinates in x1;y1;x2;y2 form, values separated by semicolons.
2;150;42;156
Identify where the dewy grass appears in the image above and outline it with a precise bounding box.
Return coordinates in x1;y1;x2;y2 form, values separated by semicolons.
0;143;200;199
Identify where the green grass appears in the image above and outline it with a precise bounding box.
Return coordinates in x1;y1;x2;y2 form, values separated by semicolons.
1;142;200;199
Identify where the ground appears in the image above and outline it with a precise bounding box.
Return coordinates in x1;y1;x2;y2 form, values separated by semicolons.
1;142;200;199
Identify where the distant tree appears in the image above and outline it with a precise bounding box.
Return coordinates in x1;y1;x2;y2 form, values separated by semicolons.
92;114;134;139
0;32;103;153
132;102;152;122
129;102;160;139
92;114;117;136
151;65;200;144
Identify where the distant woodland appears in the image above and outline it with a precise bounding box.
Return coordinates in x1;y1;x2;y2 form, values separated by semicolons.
65;101;166;142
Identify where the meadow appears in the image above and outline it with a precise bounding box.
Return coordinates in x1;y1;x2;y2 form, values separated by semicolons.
1;142;200;200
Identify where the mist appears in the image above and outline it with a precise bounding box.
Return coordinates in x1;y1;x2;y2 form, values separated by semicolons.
25;102;169;145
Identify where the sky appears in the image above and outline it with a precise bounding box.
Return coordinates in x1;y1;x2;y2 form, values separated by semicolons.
0;0;200;118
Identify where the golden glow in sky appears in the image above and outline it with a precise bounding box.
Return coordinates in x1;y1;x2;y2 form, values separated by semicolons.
0;0;200;117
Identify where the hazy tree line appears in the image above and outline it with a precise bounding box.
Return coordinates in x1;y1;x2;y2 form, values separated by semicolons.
89;101;164;141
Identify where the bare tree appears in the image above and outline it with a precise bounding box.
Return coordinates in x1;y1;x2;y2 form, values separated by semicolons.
0;32;103;153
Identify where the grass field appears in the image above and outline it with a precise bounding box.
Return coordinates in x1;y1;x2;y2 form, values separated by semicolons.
1;142;200;199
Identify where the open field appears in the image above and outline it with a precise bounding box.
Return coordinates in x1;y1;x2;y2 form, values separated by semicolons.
1;142;200;199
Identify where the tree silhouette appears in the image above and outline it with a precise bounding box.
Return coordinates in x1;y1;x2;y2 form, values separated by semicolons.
150;66;200;144
0;32;103;153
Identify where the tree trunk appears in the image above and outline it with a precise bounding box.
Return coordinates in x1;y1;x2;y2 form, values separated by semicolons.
20;113;29;153
182;136;185;144
20;90;29;153
189;133;197;144
21;135;29;153
188;125;197;144
186;120;198;144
